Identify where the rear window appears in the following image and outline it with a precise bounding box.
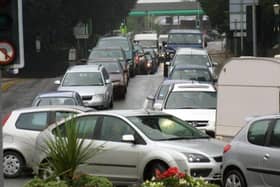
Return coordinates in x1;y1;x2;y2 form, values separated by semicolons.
168;33;202;44
16;112;48;131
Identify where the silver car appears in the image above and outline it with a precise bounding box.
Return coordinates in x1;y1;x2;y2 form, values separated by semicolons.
2;105;93;178
32;110;225;186
55;64;113;109
222;114;280;187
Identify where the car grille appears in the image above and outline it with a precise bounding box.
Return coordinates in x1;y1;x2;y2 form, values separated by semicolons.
190;168;212;178
187;121;208;127
213;156;222;163
82;96;92;100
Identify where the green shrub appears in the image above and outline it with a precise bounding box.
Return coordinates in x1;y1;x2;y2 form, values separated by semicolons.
72;173;113;187
24;177;68;187
40;117;102;181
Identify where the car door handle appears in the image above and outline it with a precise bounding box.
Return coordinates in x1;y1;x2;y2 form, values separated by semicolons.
264;153;270;160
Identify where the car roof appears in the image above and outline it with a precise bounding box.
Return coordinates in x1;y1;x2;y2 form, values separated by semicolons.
159;34;168;38
169;29;202;34
174;64;209;70
172;82;216;92
134;33;158;41
100;36;128;41
161;79;198;85
12;105;94;113
66;64;103;72
87;58;120;63
85;109;170;117
35;91;77;98
92;47;124;51
176;48;208;55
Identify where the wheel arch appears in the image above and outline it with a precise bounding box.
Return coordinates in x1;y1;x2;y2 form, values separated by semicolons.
142;159;169;181
223;165;247;187
4;149;26;166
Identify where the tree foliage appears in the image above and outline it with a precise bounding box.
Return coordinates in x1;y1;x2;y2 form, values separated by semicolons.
199;0;229;33
21;0;137;72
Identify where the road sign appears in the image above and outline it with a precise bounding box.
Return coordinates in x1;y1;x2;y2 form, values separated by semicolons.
0;41;15;65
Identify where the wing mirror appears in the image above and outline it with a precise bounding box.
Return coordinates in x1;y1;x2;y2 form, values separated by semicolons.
122;134;135;143
54;80;61;85
105;79;112;84
213;61;219;67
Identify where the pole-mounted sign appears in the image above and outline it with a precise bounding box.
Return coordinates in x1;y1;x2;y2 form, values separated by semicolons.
0;41;15;65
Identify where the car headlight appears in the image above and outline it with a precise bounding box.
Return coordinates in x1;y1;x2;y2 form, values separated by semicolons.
187;153;210;163
92;94;104;102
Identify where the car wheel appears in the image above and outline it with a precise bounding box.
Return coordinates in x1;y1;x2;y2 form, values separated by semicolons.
3;151;24;178
38;160;54;180
109;96;114;109
144;161;168;181
223;169;246;187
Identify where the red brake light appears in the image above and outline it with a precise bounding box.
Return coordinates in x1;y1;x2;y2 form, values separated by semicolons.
223;144;231;153
2;112;11;126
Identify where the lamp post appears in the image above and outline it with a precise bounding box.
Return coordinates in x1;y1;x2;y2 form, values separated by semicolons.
273;1;280;47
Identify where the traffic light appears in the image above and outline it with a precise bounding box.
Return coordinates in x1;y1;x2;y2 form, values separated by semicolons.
0;0;24;70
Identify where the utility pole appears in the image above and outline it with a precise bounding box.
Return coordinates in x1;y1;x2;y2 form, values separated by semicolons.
252;0;257;56
240;0;244;55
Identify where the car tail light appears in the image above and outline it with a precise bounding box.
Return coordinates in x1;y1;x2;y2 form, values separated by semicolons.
2;112;11;126
223;144;231;153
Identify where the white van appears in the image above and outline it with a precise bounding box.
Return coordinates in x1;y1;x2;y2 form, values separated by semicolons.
134;33;158;54
216;57;280;138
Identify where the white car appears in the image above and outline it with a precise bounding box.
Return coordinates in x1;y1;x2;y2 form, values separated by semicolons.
170;48;218;77
2;105;93;177
161;82;217;137
32;110;224;186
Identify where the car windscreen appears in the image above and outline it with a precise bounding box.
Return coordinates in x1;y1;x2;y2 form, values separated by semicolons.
165;91;216;109
95;62;121;73
170;69;212;82
97;39;130;51
89;49;124;60
137;40;157;48
174;55;209;66
168;33;202;44
36;97;76;106
62;72;104;86
128;115;208;140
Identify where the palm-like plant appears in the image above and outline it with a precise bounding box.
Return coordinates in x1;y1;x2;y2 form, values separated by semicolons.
40;117;102;183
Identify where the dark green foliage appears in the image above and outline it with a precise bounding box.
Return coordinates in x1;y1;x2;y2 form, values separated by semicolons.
72;173;113;187
199;0;229;33
24;177;68;187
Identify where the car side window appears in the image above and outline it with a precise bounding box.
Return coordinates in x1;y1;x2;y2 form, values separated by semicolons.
53;115;98;139
100;116;134;142
55;111;77;122
270;120;280;148
248;119;271;146
16;112;49;131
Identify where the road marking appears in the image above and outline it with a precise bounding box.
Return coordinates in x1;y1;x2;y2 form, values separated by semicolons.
1;79;21;92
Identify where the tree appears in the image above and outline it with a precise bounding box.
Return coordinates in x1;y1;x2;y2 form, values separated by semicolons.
199;0;229;33
21;0;137;73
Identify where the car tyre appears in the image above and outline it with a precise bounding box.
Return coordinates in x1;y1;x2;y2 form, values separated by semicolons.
3;151;24;178
109;96;114;109
144;161;168;181
223;169;246;187
38;160;54;180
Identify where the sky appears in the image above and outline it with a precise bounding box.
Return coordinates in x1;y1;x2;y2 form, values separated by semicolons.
137;0;196;3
